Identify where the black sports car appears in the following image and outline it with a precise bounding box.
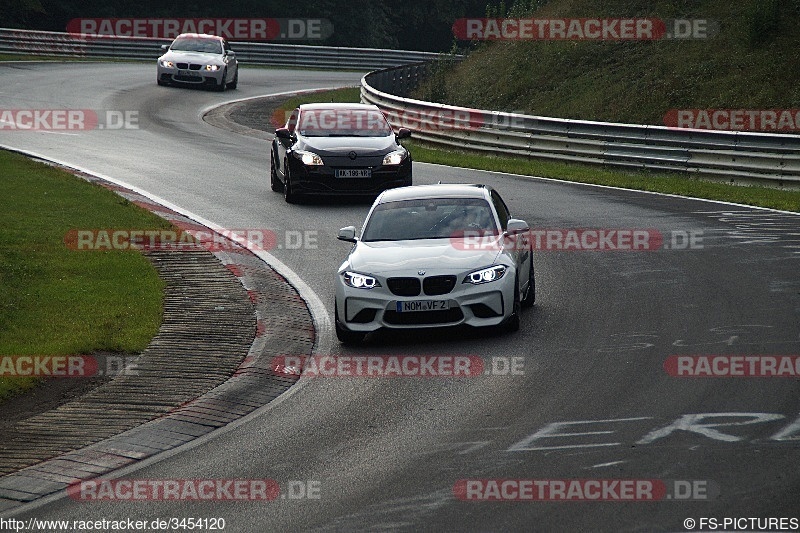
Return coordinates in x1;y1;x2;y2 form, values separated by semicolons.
270;103;412;202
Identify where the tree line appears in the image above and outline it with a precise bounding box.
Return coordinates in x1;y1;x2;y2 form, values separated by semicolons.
5;0;493;51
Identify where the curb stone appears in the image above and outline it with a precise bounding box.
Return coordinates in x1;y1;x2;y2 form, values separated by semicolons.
0;167;315;510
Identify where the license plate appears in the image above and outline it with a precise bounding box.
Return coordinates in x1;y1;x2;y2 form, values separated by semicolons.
178;70;199;77
396;300;450;313
336;169;372;178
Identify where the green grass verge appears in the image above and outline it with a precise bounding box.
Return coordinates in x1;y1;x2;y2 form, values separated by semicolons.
275;87;800;212
0;150;171;402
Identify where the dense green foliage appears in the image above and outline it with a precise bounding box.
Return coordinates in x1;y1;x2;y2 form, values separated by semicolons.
415;0;800;124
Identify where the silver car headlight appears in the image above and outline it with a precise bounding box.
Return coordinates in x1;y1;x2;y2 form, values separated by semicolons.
294;150;324;166
205;64;220;71
382;148;407;165
159;60;174;68
342;271;380;289
463;265;506;285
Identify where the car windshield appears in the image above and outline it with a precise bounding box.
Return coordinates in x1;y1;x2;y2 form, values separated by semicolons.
361;198;499;242
297;109;393;137
170;38;222;54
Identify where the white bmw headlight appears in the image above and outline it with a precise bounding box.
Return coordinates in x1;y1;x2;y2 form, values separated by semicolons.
205;64;220;71
159;60;174;68
382;149;407;165
464;265;506;285
342;271;380;289
295;150;324;166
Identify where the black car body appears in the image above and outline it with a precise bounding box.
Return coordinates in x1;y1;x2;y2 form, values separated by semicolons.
270;103;412;202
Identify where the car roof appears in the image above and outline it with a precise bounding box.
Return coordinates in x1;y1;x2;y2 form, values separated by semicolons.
173;33;223;41
376;184;490;204
298;103;381;111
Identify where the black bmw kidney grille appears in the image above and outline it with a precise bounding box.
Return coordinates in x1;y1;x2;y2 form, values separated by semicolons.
423;275;457;296
387;276;456;297
189;64;202;70
176;63;188;69
387;277;421;297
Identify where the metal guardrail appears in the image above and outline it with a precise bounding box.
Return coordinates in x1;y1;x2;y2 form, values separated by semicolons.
4;28;797;186
0;28;444;70
362;63;800;187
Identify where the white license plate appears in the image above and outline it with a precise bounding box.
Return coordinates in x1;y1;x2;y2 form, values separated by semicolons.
178;70;199;77
396;300;450;313
336;169;372;178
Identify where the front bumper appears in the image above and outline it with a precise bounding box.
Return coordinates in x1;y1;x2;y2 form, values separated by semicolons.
335;269;516;332
287;155;411;196
157;65;223;87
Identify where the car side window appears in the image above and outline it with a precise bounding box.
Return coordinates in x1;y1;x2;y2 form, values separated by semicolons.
223;40;231;53
491;190;511;230
287;109;299;133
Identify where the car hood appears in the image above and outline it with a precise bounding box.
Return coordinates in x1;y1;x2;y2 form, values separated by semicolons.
160;50;224;64
347;239;501;274
299;135;398;156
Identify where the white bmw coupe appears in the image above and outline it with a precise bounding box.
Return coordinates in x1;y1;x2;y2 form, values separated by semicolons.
335;183;535;343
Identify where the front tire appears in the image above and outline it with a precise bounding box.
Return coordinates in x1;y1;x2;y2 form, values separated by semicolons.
521;254;535;308
215;69;227;92
283;162;297;203
227;68;238;89
335;303;365;344
503;276;521;333
270;151;283;192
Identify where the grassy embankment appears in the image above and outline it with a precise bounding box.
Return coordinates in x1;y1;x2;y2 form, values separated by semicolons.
0;151;169;401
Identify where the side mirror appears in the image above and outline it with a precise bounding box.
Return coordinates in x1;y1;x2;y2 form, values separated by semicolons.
275;128;292;140
506;219;529;235
226;50;235;57
160;44;169;51
338;226;357;243
396;128;411;140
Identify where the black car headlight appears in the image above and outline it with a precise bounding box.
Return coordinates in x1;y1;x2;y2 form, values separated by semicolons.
159;60;174;68
463;265;506;285
294;150;324;166
342;271;380;289
382;148;408;166
205;64;220;71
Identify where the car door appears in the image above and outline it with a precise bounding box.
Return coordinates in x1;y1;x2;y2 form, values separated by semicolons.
275;108;299;178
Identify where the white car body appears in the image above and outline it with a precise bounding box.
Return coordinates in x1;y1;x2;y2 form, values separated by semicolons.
335;184;535;342
157;33;238;91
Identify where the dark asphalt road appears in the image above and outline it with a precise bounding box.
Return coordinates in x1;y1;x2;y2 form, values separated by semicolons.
1;62;799;532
